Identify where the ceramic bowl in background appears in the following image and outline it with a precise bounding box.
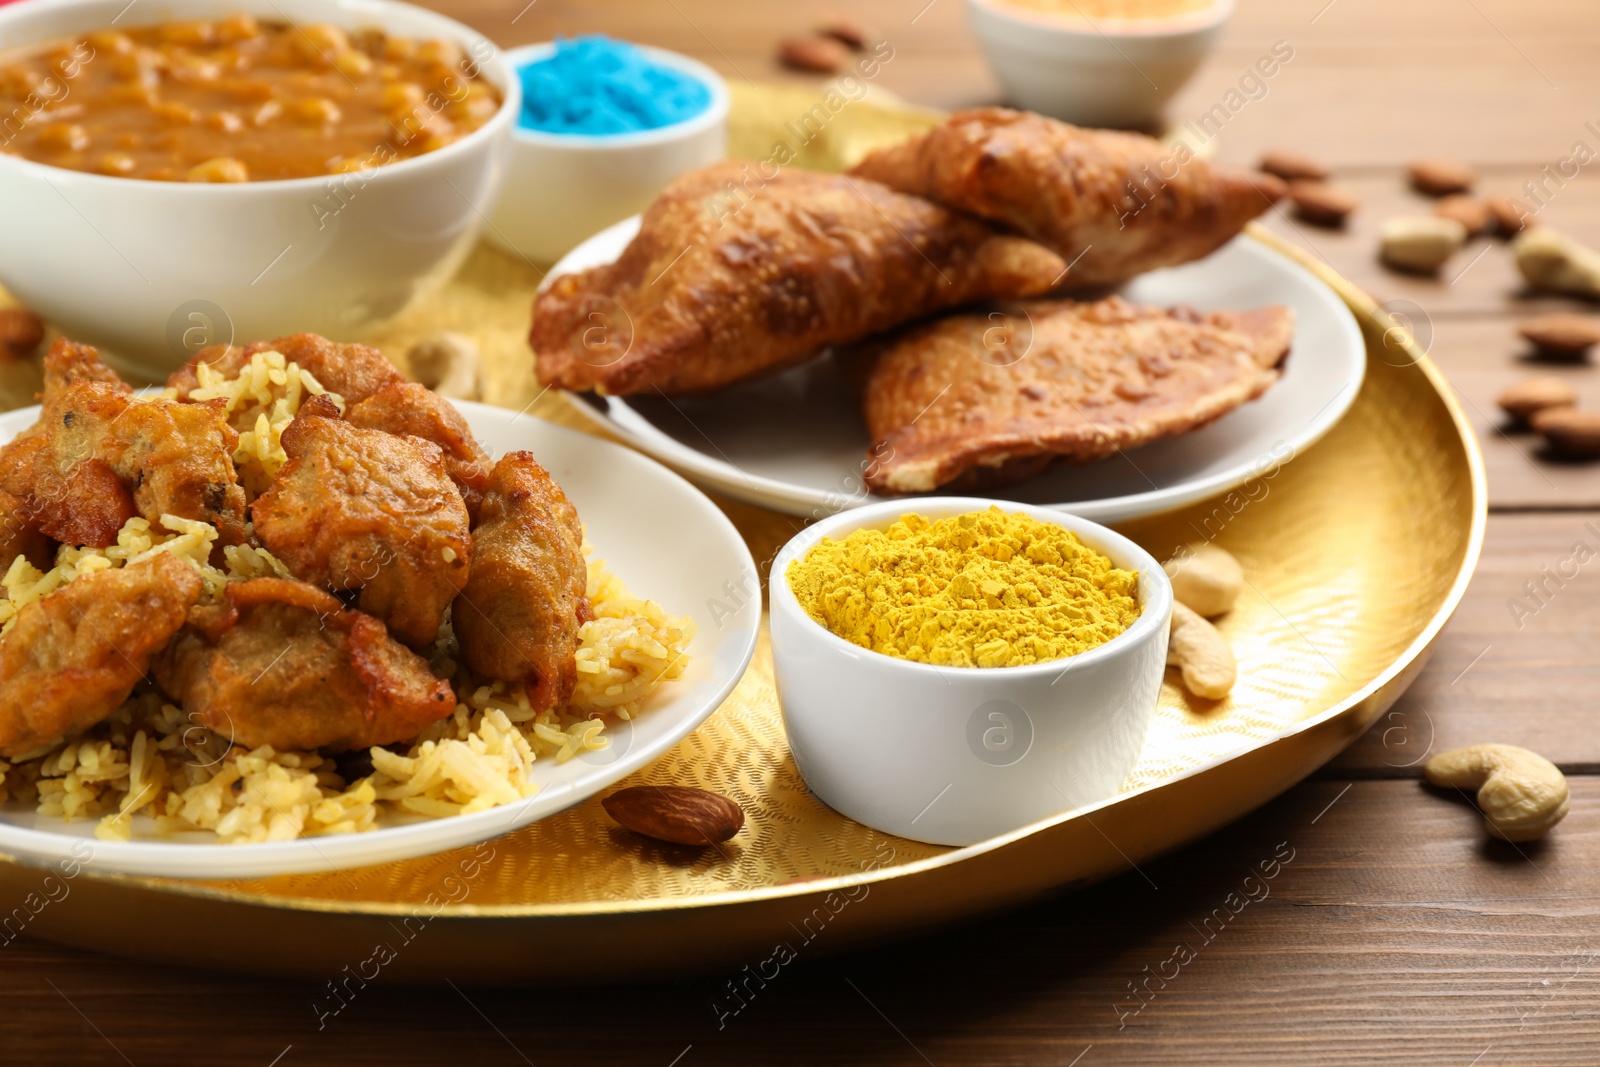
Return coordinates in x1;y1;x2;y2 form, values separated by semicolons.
485;42;728;264
966;0;1232;129
769;497;1172;847
0;0;519;381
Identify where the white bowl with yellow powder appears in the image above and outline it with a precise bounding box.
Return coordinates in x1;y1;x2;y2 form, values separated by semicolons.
771;500;1172;847
967;0;1232;128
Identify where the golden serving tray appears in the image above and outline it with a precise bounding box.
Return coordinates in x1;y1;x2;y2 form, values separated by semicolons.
0;86;1484;981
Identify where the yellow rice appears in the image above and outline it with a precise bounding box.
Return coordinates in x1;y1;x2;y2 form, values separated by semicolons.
0;359;695;844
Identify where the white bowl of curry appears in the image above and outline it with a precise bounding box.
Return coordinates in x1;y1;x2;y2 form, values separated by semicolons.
0;0;519;380
770;498;1172;846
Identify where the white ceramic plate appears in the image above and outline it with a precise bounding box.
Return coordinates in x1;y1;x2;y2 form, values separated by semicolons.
546;216;1367;521
0;403;760;879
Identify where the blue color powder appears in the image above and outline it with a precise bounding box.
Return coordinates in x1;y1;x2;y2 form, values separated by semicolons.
517;35;713;136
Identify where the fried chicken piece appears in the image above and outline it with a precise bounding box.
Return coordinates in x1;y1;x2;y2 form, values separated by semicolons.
168;337;487;510
166;333;405;407
531;162;1068;396
0;339;138;553
346;382;492;520
857;297;1295;493
42;337;131;395
849;108;1284;288
0;554;202;758
164;343;245;400
0;382;247;548
251;398;472;649
0;439;51;556
0;490;51;570
0;338;135;550
0;430;133;548
153;578;456;752
453;452;589;711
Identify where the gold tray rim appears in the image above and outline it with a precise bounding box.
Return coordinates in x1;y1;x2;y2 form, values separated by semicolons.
0;227;1487;919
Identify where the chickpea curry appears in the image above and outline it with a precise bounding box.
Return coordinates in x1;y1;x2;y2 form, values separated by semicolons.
0;15;502;182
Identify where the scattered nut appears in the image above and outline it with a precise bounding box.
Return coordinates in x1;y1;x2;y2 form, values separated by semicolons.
1514;228;1600;299
1496;376;1577;424
1532;406;1600;458
406;331;481;400
0;307;45;359
1486;195;1536;237
1286;181;1357;228
1432;195;1489;238
1166;602;1236;700
1408;157;1476;196
1379;216;1467;273
777;34;849;74
1163;542;1243;617
1258;149;1328;183
1248;171;1288;205
1424;744;1569;842
817;16;872;50
1518;314;1600;360
603;785;745;846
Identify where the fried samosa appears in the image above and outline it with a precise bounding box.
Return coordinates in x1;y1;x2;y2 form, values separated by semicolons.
857;297;1294;493
531;162;1068;396
849;108;1284;288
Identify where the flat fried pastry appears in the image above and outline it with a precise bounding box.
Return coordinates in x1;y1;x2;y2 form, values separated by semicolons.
857;297;1295;493
531;162;1067;395
850;108;1284;288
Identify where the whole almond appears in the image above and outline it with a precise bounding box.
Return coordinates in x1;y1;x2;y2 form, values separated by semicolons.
0;307;44;359
603;785;745;846
1287;180;1357;227
1533;407;1600;458
818;17;872;50
1380;216;1467;273
1497;376;1577;423
1258;150;1328;183
1409;158;1476;196
778;34;848;74
1487;195;1536;236
1433;195;1489;238
1519;314;1600;359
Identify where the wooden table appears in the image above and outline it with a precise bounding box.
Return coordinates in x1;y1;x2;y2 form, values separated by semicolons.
9;1;1600;1063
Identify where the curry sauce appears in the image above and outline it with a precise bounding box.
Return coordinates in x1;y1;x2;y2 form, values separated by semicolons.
0;15;502;182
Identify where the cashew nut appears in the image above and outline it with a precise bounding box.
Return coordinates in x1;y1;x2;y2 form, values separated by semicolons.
1379;216;1466;273
1163;542;1242;617
1514;228;1600;299
1166;601;1236;700
1424;744;1569;842
407;332;481;401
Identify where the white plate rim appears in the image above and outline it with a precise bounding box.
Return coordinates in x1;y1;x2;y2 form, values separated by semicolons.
0;402;760;879
542;215;1367;522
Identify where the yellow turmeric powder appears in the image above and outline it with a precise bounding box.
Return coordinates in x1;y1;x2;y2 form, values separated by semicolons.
786;507;1141;668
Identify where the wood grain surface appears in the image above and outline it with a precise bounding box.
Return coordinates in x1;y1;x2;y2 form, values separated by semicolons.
7;0;1600;1063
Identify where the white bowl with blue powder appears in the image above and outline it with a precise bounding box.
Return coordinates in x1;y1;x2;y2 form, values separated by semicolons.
487;37;729;263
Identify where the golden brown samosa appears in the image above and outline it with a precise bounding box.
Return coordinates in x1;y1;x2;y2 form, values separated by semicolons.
850;108;1284;288
530;162;1067;396
857;297;1294;494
